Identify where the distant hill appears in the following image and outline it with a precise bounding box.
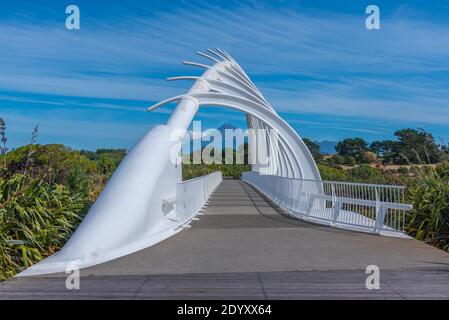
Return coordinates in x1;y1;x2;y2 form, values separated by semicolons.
202;123;247;150
315;140;337;154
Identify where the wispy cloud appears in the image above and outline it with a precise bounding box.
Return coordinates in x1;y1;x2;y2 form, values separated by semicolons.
0;1;448;148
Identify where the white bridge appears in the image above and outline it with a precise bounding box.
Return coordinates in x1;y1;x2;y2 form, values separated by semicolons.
19;49;413;277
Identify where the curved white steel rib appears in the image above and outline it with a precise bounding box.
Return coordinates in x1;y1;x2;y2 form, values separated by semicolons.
18;49;320;276
149;49;320;180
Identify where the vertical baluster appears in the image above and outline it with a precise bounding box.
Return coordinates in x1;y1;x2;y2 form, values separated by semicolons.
398;188;401;230
345;184;352;222
359;184;362;226
355;184;358;226
393;188;397;230
351;183;355;225
402;188;406;231
386;188;393;226
398;188;401;231
371;185;375;223
362;185;368;225
356;184;359;226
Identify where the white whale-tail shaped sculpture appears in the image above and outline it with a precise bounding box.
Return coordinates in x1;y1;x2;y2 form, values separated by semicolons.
19;49;321;276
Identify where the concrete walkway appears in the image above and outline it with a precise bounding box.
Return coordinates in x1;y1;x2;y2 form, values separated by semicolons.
1;180;449;299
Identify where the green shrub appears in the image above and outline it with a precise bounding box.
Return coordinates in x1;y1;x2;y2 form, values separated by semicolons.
344;156;357;166
397;166;409;175
362;151;378;164
436;163;449;179
406;169;449;252
0;123;124;281
321;154;344;167
0;174;87;280
348;165;387;184
318;164;348;181
5;145;125;202
183;163;250;180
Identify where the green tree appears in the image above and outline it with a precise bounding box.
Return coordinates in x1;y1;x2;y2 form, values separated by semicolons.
303;139;322;162
369;140;400;164
394;128;443;164
369;141;383;157
335;138;368;164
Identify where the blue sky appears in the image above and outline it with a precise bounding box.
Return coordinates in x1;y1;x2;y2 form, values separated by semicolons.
1;0;449;150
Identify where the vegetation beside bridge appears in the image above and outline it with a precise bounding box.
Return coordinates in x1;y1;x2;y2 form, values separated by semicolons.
0;120;448;280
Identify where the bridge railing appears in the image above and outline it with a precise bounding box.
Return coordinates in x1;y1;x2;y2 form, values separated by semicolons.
242;172;412;235
174;171;222;225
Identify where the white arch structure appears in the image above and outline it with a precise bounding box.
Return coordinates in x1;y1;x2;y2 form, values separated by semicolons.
19;49;409;277
148;48;320;180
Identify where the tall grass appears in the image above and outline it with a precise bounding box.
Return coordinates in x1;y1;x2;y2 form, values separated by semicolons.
406;164;449;252
0;174;86;280
0;120;90;280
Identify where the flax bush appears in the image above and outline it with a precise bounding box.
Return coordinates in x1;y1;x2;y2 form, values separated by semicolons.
406;165;449;252
0;174;86;280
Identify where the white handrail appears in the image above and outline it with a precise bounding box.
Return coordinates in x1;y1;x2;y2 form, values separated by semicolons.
242;172;412;236
176;171;222;225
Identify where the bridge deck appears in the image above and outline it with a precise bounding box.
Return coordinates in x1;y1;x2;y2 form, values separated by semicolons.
1;180;449;299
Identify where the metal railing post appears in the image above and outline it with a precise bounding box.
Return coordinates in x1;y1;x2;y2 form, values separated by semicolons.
241;171;412;235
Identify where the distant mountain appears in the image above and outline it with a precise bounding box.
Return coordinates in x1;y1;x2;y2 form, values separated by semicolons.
217;122;239;136
201;123;246;150
315;140;337;154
